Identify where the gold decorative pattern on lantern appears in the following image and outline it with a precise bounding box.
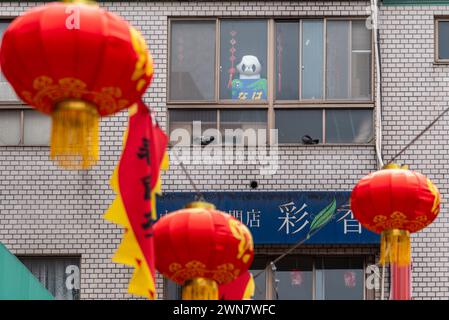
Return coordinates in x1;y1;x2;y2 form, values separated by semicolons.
129;26;153;91
370;211;429;233
427;178;440;216
168;260;239;285
21;76;129;115
228;219;254;264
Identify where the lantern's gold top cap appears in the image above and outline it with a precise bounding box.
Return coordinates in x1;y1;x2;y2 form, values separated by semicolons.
185;201;216;210
382;163;409;170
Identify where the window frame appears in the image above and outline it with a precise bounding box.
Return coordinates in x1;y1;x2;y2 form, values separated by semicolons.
257;255;370;300
167;17;374;146
0;17;22;104
167;108;269;145
435;17;449;64
17;255;82;300
274;107;375;145
0;106;51;147
167;17;272;106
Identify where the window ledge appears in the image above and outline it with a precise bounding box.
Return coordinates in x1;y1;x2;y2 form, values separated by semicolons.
276;143;375;147
0;145;50;148
168;143;375;148
433;61;449;65
0;102;31;109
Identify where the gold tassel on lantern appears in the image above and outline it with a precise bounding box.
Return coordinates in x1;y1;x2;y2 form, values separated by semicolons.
379;229;410;266
50;99;99;170
182;277;219;300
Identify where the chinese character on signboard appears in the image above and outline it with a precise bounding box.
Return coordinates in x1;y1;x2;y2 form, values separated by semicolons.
278;201;310;235
337;208;362;235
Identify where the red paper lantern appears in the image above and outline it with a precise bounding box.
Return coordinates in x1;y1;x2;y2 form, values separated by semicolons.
351;164;440;266
0;1;153;169
153;201;254;300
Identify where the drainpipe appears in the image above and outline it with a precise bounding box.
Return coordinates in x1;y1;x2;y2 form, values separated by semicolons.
372;0;384;169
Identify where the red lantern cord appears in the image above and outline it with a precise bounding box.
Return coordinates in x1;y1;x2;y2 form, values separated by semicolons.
228;30;237;89
391;263;411;300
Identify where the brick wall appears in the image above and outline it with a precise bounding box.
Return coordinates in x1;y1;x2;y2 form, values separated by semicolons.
0;0;445;299
379;4;449;299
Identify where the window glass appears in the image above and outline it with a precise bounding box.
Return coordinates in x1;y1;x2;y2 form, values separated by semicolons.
220;20;268;101
170;21;216;101
23;110;51;146
438;21;449;60
276;256;314;300
275;109;322;144
19;257;81;300
165;279;182;300
276;21;299;100
0;21;18;101
326;21;350;99
302;20;324;99
169;109;217;145
220;109;267;145
250;256;268;300
351;21;371;100
316;257;364;300
325;109;373;143
0;110;21;146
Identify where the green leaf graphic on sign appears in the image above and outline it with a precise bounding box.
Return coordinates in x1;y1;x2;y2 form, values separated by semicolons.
306;198;336;239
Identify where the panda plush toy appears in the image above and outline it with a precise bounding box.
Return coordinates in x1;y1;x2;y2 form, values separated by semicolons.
231;55;267;100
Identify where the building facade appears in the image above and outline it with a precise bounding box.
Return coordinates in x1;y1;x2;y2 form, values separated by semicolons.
0;0;448;300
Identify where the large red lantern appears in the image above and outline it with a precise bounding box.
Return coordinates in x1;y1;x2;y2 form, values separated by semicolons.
351;164;440;299
0;0;153;169
153;201;254;300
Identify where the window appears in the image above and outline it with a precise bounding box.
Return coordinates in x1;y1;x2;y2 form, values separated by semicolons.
275;256;314;300
250;256;368;300
165;278;182;300
276;19;371;101
250;257;268;300
0;109;51;146
169;109;267;146
168;18;373;145
276;109;373;144
0;21;49;147
275;109;323;144
169;109;217;145
169;21;216;101
0;20;18;102
315;257;365;300
436;18;449;62
276;21;300;100
325;109;373;144
19;256;81;300
170;19;268;102
220;20;268;101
